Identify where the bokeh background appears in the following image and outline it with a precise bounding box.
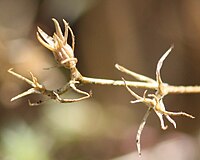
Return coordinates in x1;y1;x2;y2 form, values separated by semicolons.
0;0;200;159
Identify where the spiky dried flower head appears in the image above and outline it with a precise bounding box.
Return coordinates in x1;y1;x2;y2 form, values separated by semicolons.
37;18;77;69
7;19;91;105
121;46;194;156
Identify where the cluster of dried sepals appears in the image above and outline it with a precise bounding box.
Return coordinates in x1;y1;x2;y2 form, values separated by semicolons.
9;18;91;105
8;18;200;156
119;46;194;155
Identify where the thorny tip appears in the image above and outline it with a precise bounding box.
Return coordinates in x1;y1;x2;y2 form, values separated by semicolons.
8;69;45;102
156;45;173;89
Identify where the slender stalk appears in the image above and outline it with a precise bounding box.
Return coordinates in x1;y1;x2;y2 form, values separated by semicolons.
80;76;200;94
136;107;152;156
81;76;158;89
166;85;200;94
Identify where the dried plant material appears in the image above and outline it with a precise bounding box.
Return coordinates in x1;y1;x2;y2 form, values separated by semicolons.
8;18;200;157
8;68;91;105
115;64;156;83
136;108;152;156
156;46;173;84
37;18;77;69
8;68;46;101
8;19;92;105
8;68;59;105
122;47;194;155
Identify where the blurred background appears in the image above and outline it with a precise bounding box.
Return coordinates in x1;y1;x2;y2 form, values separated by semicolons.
0;0;200;159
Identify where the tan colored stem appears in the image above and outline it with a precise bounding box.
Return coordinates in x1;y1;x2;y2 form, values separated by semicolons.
81;76;158;89
166;85;200;94
80;76;200;94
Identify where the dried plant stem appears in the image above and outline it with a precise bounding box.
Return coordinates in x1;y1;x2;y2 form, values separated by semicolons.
166;85;200;94
80;76;200;94
80;76;157;89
